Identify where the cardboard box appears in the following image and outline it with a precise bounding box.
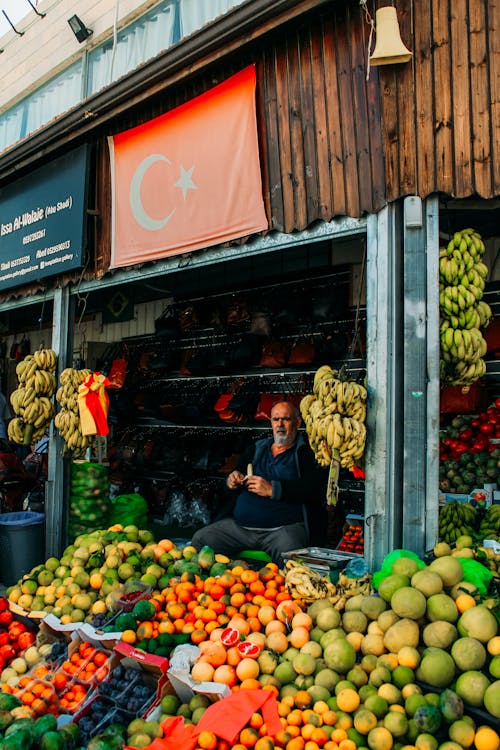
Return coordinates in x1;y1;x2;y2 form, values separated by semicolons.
167;644;230;704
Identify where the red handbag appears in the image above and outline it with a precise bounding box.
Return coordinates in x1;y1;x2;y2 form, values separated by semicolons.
107;358;128;389
259;341;288;368
287;338;317;365
255;393;280;421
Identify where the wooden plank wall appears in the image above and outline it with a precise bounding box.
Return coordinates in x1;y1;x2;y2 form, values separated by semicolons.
258;3;386;232
379;0;500;201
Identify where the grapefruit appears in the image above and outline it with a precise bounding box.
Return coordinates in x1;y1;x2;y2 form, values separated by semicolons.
482;680;500;718
323;638;356;673
451;637;487;671
455;670;490;708
383;619;420;653
426;594;458;623
428;556;463;587
361;596;388;620
390;587;426;619
422;621;457;649
457;605;498;643
416;649;455;689
411;569;443;598
378;575;410;603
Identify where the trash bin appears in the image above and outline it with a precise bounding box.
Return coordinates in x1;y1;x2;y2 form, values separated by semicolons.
0;512;45;585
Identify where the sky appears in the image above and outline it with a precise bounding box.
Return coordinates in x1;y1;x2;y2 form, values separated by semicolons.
0;0;32;38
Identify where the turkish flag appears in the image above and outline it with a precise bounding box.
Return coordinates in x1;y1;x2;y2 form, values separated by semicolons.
109;65;268;268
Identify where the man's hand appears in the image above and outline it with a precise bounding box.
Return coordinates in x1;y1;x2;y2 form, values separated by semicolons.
227;470;245;490
244;475;273;497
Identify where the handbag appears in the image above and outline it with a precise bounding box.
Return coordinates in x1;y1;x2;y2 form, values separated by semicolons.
259;340;288;368
107;357;128;388
254;393;280;421
287;338;317;365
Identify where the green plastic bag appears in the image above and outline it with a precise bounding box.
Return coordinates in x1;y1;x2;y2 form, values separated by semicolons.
457;558;493;596
108;492;148;528
372;549;426;590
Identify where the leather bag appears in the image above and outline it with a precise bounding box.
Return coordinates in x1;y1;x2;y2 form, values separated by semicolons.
287;338;317;365
259;340;288;368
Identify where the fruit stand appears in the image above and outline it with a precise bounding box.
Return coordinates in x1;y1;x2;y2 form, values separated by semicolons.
0;523;498;750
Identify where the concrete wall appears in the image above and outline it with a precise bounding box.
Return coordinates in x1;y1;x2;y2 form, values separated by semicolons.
0;0;161;109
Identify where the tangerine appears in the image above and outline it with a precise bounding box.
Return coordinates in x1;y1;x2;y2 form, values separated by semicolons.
198;731;218;750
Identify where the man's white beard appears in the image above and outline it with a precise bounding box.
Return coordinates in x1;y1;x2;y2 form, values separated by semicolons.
275;432;294;447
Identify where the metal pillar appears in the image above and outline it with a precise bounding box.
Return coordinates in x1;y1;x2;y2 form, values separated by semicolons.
425;197;440;550
365;204;404;570
401;195;440;555
45;286;73;557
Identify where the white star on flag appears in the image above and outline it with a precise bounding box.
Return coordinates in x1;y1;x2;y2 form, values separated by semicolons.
175;165;197;200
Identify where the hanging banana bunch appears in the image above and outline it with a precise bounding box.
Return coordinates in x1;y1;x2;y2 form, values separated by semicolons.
300;365;367;469
8;349;57;445
54;368;94;456
439;228;492;386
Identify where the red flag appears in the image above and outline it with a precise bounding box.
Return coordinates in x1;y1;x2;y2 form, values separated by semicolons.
109;65;267;268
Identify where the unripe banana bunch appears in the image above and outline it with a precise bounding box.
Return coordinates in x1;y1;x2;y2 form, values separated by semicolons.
8;350;58;444
439;228;493;386
301;365;367;469
55;368;93;456
438;501;477;544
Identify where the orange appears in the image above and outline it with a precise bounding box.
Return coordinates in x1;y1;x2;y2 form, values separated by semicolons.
336;689;360;713
231;590;247;608
198;731;218;750
199;642;227;668
265;620;287;636
255;737;275;750
236;658;260;681
250;713;265;729
321;711;338;727
294;691;313;710
311;729;329;747
229;617;251;636
474;726;500;750
265;631;289;654
241;728;260;747
287;709;304;726
247;617;263;633
289;627;310;649
213;664;237;687
258;605;277;626
241;570;259;585
158;538;174;551
330;730;347;744
291;613;313;631
276;600;303;624
286;738;306;750
338;740;356;750
301;725;316;741
456;594;477;613
227;647;243;667
191;629;208;645
240;678;262;690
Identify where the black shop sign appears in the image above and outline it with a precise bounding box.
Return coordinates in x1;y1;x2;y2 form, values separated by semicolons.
0;145;88;291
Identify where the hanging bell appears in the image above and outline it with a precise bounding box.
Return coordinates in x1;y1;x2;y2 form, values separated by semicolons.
370;6;412;66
